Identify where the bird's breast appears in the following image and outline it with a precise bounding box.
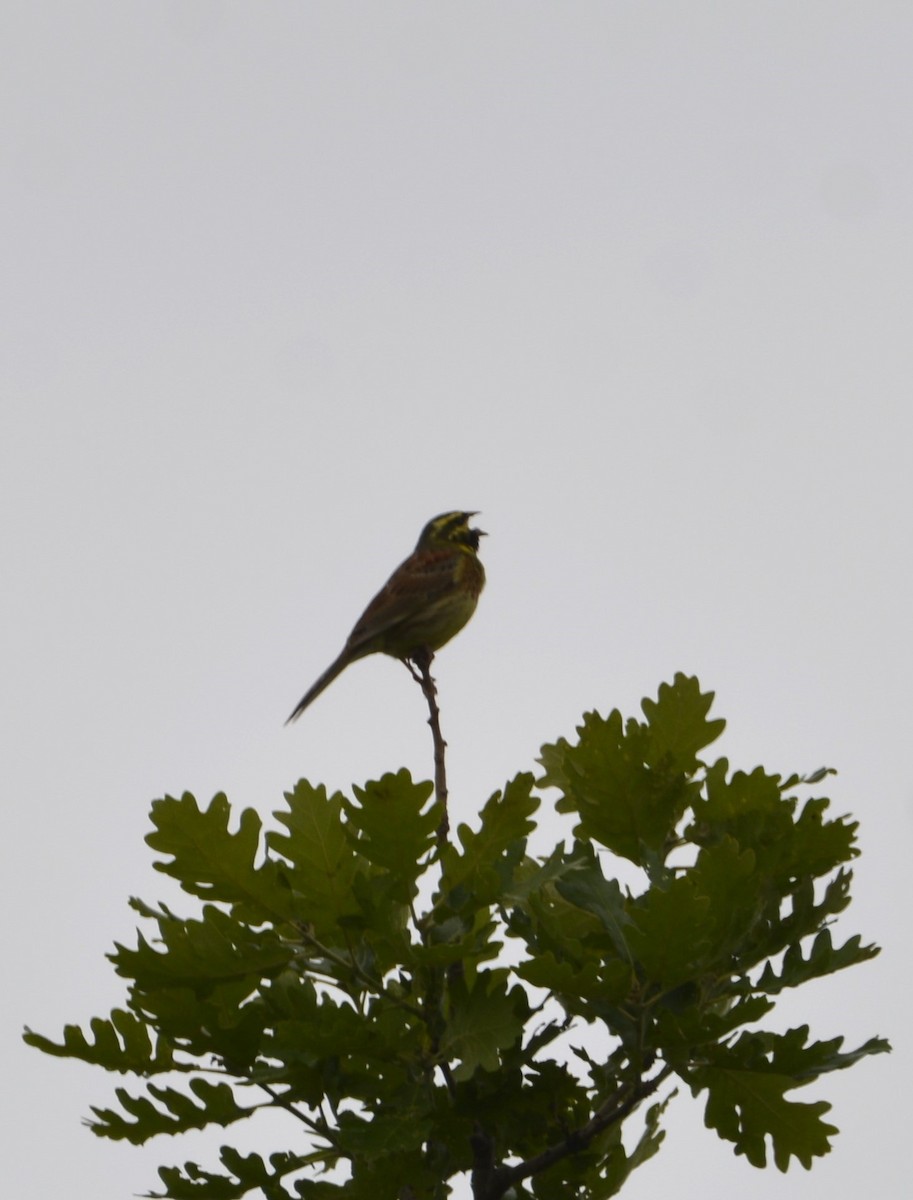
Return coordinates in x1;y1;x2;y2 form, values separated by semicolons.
458;551;486;598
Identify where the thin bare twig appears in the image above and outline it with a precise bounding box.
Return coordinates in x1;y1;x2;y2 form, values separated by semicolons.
404;647;450;843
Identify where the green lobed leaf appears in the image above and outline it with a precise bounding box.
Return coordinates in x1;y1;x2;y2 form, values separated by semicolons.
755;928;880;994
627;876;712;989
344;870;414;975
409;907;502;974
89;1078;253;1145
23;1008;175;1074
147;793;298;925
508;876;636;1039
442;970;529;1080
539;679;714;866
685;1026;888;1171
696;1072;835;1170
600;1092;672;1198
267;990;417;1076
515;950;632;1011
689;764;858;887
150;1148;334;1200
689;762;793;855
111;905;293;992
267;781;363;935
342;770;438;887
439;773;539;910
131;981;268;1072
510;882;602;968
787;796;859;878
739;868;858;974
553;846;635;960
652;996;775;1055
683;836;762;969
639;674;726;769
501;843;585;904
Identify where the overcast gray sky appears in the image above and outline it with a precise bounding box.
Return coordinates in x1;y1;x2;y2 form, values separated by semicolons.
3;3;909;1198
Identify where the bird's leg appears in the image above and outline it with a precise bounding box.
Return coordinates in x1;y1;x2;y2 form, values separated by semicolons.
404;647;450;843
404;648;437;685
403;657;423;685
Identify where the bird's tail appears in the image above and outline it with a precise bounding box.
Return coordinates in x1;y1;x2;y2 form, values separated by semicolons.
285;649;351;724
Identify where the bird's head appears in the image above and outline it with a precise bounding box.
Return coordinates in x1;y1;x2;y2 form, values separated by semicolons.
416;511;487;553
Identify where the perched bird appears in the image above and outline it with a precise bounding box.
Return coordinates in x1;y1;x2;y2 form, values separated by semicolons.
286;511;486;723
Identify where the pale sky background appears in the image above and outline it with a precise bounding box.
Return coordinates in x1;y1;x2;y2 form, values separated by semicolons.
3;3;909;1198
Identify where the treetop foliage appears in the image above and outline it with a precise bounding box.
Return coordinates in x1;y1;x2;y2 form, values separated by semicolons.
25;674;888;1199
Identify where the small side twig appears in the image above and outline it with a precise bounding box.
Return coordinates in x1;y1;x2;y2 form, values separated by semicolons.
293;925;424;1020
256;1081;335;1142
404;646;450;842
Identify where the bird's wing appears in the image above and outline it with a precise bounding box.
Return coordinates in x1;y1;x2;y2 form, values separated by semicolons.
346;549;458;653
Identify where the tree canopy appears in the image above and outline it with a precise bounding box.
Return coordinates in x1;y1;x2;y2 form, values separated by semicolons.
25;675;888;1198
